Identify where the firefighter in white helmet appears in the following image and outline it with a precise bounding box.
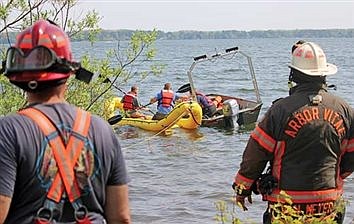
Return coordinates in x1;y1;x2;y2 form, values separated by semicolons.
232;42;354;224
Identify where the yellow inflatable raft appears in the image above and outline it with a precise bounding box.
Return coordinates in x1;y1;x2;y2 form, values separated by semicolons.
176;102;203;130
103;96;124;120
114;101;202;132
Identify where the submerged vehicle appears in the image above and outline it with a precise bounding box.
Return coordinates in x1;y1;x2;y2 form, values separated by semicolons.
178;46;262;130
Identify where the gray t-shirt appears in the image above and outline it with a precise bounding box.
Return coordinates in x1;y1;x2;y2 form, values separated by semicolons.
0;103;129;223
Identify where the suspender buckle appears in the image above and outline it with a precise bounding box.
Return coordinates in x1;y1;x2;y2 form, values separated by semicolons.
35;207;53;224
75;205;90;224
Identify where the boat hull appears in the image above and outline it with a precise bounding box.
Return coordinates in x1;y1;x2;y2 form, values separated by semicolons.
203;94;262;130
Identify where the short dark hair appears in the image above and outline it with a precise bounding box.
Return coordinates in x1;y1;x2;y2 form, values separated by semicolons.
131;85;138;92
164;83;171;90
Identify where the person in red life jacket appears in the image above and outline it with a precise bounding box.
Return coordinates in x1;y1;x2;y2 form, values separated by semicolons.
190;89;217;118
121;85;148;119
149;82;178;120
0;20;131;224
232;42;354;224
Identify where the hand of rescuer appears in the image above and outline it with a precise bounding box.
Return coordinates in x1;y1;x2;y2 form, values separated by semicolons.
236;195;252;211
150;97;157;104
139;107;150;111
232;182;253;211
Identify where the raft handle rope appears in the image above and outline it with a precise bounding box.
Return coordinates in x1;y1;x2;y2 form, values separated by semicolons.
187;107;201;126
120;107;192;151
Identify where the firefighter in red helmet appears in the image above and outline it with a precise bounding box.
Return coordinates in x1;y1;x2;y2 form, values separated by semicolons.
5;20;76;91
0;20;131;224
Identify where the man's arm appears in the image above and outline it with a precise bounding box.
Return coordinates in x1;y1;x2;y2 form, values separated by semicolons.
105;185;131;224
150;97;157;104
0;194;11;223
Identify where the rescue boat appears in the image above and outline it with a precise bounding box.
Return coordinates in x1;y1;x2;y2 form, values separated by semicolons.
112;100;202;132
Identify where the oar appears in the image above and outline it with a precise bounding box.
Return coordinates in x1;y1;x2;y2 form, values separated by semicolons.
177;83;191;93
139;102;156;115
103;78;127;95
104;78;156;115
107;114;123;125
141;102;153;108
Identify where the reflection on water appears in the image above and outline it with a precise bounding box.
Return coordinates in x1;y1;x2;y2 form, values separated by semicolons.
114;126;140;139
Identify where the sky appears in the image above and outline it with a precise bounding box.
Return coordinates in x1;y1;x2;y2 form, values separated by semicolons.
77;0;354;32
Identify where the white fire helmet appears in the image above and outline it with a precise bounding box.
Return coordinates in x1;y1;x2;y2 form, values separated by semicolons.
289;42;337;76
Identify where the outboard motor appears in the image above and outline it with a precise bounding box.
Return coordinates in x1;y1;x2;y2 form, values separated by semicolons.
222;99;239;130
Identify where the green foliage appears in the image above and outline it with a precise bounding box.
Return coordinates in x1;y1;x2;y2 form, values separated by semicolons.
215;190;347;224
214;200;243;224
0;5;9;20
269;191;344;224
70;28;162;119
67;10;102;43
0;75;26;115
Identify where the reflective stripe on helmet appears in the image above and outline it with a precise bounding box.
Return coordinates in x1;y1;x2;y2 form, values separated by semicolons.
18;34;33;49
38;34;54;48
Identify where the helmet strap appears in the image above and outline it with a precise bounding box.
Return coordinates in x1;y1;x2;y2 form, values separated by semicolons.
49;60;93;84
11;79;67;93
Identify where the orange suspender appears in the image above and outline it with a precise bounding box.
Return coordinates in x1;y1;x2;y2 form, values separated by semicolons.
19;107;91;203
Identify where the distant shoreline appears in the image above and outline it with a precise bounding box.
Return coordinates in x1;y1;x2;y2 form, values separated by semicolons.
76;28;354;41
1;28;353;42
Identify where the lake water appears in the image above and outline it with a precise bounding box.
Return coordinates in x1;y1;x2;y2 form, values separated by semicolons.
73;38;354;224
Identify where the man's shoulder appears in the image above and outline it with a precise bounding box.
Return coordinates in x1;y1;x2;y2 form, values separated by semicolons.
0;114;21;129
271;97;284;105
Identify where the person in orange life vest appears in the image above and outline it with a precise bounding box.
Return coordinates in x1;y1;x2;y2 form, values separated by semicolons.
149;82;178;120
212;95;223;109
121;85;148;119
232;42;354;224
190;89;217;118
0;20;131;224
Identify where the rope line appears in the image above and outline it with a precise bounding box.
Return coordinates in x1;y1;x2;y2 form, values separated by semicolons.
188;108;201;126
120;108;191;151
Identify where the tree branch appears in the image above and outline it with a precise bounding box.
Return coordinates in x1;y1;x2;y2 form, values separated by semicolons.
0;0;48;33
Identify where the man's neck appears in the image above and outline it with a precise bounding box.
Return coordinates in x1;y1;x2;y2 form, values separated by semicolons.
26;84;67;104
27;97;66;104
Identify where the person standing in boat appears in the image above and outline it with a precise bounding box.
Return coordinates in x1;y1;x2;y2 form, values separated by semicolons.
121;85;148;119
232;42;354;224
0;20;131;223
150;82;178;120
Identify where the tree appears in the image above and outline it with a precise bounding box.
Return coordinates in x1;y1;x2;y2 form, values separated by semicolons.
0;0;162;118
